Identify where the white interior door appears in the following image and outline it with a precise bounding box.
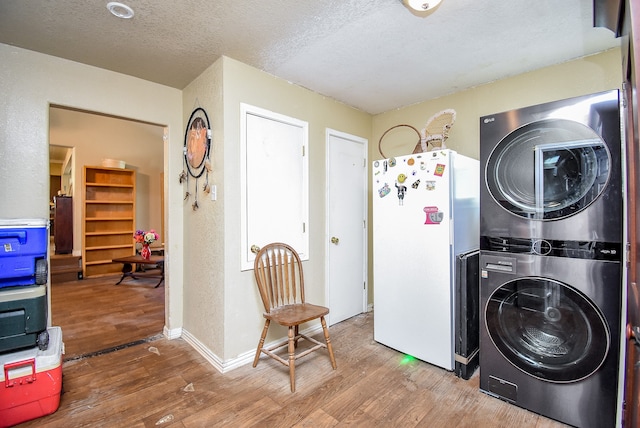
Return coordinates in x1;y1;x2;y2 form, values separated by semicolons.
326;129;367;325
240;104;309;271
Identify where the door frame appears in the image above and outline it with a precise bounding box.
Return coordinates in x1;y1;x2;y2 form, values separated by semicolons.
325;128;368;325
46;106;168;341
622;2;640;423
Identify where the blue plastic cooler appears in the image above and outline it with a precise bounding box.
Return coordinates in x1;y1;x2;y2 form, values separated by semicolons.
0;219;48;288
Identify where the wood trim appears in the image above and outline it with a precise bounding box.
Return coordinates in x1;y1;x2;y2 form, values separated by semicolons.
623;0;640;425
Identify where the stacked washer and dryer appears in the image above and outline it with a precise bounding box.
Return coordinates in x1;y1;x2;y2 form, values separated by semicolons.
479;90;624;428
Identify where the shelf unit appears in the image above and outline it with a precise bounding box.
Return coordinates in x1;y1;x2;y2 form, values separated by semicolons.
82;166;136;277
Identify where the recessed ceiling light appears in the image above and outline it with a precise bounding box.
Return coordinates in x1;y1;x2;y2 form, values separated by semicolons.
107;2;134;19
401;0;443;17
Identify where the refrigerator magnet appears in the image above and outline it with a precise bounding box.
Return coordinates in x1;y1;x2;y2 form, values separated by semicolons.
378;183;391;198
434;164;446;176
411;179;420;189
423;206;444;224
395;182;407;205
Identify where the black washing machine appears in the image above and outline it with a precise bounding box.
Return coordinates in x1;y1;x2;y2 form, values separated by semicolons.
478;91;623;426
480;90;622;244
479;241;622;428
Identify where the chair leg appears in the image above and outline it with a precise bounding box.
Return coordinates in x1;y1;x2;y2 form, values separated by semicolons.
294;325;300;348
288;326;296;392
253;319;270;368
320;316;337;370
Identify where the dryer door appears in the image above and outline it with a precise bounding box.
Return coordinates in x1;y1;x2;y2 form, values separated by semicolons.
485;277;610;382
485;119;610;220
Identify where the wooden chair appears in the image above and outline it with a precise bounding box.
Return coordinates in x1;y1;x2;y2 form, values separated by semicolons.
252;242;337;392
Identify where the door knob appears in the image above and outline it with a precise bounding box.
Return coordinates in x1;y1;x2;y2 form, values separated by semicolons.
251;245;261;254
331;237;339;244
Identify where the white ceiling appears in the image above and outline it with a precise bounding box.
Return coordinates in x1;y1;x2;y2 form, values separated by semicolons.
0;0;620;115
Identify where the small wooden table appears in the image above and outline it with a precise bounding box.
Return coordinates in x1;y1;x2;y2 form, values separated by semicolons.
111;255;164;288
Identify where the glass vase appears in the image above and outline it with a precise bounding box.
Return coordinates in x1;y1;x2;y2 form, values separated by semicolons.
141;244;151;260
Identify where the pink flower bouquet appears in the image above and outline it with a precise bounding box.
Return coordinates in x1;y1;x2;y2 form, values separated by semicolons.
134;229;159;245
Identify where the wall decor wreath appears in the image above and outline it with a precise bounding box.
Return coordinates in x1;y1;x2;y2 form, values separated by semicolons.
180;107;212;210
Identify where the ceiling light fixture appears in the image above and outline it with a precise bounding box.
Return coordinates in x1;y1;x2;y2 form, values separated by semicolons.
107;2;135;19
402;0;443;17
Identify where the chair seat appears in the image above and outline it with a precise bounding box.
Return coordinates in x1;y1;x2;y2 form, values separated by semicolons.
265;303;329;326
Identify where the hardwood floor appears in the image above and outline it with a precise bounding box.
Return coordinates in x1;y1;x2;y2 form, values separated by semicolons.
49;274;165;361
15;278;568;427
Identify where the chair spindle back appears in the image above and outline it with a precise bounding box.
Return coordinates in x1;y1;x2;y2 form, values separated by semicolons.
254;243;306;312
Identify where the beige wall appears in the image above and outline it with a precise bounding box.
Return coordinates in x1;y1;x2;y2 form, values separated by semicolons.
181;58;226;357
180;56;372;363
221;57;372;360
368;47;623;303
372;48;622;162
49;107;165;255
0;40;624;369
0;43;185;333
49;163;63;176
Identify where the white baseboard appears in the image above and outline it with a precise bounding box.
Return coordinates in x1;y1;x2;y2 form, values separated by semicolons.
163;325;182;340
181;324;324;374
181;329;227;372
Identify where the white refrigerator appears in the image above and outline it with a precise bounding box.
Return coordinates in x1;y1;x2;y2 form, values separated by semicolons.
372;149;479;370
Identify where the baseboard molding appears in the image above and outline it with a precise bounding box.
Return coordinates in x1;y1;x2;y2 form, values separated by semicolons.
163;325;182;340
181;329;227;372
181;324;324;374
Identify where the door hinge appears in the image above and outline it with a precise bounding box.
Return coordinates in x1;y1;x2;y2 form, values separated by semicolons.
302;222;306;233
302;145;306;157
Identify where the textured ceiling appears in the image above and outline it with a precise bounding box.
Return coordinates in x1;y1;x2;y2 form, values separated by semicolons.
0;0;620;115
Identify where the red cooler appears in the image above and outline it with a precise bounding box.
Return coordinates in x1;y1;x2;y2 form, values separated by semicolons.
0;326;63;427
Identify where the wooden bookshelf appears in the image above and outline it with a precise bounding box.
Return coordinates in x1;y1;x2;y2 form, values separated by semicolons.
82;166;136;277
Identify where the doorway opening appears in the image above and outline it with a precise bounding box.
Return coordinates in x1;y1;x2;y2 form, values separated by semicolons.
48;105;166;360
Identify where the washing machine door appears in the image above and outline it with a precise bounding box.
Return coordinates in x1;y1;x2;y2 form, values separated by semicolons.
485;277;610;382
485;119;610;220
